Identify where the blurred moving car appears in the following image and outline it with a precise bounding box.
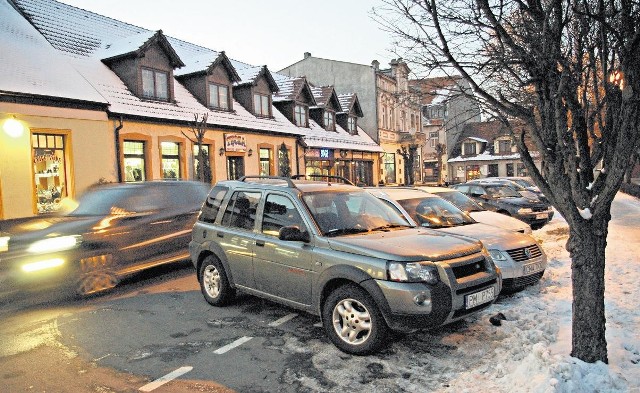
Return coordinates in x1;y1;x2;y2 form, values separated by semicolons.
415;186;532;234
0;181;209;298
451;181;553;229
368;187;547;291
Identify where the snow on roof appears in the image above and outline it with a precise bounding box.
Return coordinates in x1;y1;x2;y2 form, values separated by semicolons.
467;136;489;143
299;119;383;153
234;65;263;86
0;0;107;104
93;30;155;60
448;150;540;163
337;94;355;114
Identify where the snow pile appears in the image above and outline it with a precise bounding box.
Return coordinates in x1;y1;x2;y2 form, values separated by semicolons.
287;193;640;392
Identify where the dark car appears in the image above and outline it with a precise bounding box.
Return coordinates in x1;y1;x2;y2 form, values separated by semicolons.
468;177;549;204
0;181;209;298
451;182;553;229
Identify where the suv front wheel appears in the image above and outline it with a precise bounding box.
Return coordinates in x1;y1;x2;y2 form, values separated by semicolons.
322;284;389;355
199;255;235;306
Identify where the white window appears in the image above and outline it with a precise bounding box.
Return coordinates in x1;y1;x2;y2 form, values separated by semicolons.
323;111;335;131
253;94;270;116
347;117;356;133
294;104;307;127
209;83;229;110
141;68;168;100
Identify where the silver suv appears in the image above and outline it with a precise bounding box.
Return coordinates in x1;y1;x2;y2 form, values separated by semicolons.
190;177;501;354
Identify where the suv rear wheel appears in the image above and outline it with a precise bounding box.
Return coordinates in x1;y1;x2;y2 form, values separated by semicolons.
322;284;388;355
199;255;235;306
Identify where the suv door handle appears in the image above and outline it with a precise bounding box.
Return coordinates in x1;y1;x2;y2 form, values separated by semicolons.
256;240;265;247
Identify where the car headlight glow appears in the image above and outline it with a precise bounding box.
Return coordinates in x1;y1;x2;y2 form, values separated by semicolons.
0;236;9;252
518;208;533;214
488;249;508;262
27;235;81;254
388;261;439;284
21;258;65;272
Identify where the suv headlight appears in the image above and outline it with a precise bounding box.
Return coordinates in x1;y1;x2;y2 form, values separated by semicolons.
388;261;439;284
0;236;9;252
488;249;508;262
27;235;81;254
518;207;533;214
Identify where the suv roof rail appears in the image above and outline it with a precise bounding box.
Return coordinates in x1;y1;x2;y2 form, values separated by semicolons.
238;176;297;188
291;174;355;186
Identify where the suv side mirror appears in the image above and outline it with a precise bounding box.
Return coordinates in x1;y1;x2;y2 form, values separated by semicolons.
278;226;310;243
470;192;484;198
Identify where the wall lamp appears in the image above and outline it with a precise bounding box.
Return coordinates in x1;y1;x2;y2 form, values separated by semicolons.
247;148;253;157
3;116;24;138
219;147;225;156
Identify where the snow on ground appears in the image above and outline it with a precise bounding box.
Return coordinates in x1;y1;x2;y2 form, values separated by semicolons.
285;192;640;393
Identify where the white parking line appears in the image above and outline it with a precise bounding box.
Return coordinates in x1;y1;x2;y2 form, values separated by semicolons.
139;366;193;392
268;313;298;327
213;336;253;354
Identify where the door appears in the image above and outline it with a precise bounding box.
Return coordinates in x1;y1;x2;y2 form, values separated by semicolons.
253;193;314;305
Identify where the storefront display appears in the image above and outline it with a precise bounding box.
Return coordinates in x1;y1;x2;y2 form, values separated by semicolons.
32;133;67;214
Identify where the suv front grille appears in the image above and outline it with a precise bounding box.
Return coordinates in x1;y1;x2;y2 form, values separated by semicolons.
450;255;489;279
506;244;542;262
532;205;548;212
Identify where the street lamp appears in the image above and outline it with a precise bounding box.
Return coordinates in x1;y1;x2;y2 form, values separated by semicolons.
3;116;24;138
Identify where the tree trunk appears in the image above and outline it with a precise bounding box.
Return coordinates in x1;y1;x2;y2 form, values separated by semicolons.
568;219;609;363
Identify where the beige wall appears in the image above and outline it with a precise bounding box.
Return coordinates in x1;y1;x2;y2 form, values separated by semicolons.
1;103;111;219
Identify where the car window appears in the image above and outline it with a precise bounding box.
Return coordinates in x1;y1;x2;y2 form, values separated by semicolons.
221;191;260;231
397;197;475;228
261;194;306;237
469;186;486;196
438;191;484;212
69;187;133;216
455;185;469;193
199;186;228;223
485;185;520;198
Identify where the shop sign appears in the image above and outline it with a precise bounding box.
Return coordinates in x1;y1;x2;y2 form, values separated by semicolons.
306;148;334;159
34;153;61;163
224;134;247;152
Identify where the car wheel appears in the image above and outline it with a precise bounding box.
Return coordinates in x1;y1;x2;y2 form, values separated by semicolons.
75;253;118;297
322;284;388;355
199;255;235;306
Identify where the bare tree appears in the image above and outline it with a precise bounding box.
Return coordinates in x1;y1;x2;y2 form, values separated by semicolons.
397;144;419;185
182;113;210;183
375;0;640;363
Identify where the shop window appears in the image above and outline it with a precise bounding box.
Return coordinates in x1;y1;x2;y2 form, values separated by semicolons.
32;132;67;214
124;140;146;182
488;164;499;177
227;156;245;180
193;144;213;183
259;148;273;176
209;83;229;110
466;165;481;180
161;141;181;180
253;93;270;117
141;68;169;101
305;160;330;177
383;153;396;184
354;161;373;186
294;104;307;127
506;163;514;177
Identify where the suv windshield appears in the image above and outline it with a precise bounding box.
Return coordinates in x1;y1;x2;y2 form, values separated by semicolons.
397;197;476;229
437;191;484;212
302;190;412;236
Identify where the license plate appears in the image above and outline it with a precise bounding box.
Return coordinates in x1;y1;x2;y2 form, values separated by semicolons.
465;286;495;309
535;213;548;219
523;261;543;275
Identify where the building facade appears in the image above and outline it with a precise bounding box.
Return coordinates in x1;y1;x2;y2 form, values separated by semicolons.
279;54;424;185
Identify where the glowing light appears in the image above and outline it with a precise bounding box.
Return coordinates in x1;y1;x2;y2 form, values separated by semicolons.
27;235;80;253
21;258;65;272
3;117;24;138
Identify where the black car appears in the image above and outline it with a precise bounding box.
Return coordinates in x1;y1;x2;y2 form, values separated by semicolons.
451;182;553;229
0;181;209;298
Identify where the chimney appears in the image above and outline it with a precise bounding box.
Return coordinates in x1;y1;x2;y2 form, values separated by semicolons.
304;52;311;59
371;60;379;71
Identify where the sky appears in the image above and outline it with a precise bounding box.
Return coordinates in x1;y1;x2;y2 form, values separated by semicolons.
56;0;397;72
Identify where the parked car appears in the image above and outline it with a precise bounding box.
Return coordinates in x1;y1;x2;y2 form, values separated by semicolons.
468;177;548;203
415;186;532;234
190;176;501;355
451;181;553;229
0;181;210;298
368;187;547;292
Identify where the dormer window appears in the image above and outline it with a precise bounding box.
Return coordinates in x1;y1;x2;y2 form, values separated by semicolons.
142;68;169;101
347;116;357;133
294;104;308;127
497;139;512;154
254;93;271;117
209;83;230;110
463;142;476;155
324;111;335;131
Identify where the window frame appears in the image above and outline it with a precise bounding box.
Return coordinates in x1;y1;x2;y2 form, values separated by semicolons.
141;67;169;101
209;83;230;110
253;93;271;117
323;110;335;131
294;104;308;127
